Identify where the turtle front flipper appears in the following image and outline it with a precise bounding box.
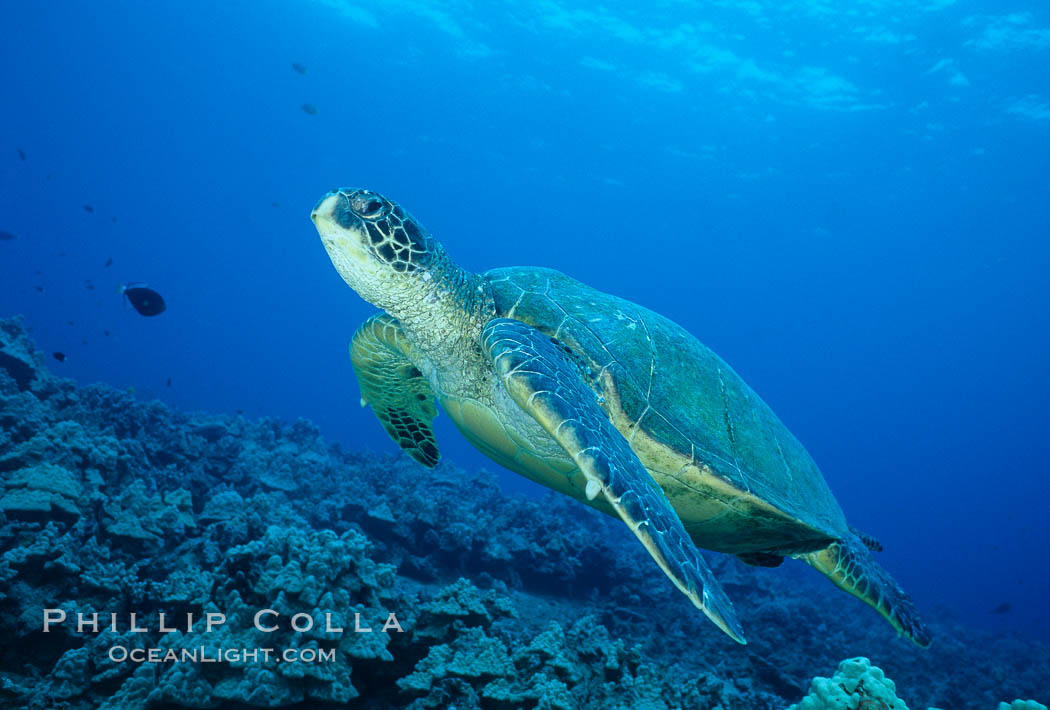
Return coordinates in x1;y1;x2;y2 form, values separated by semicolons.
351;313;440;467
481;318;745;644
801;536;932;647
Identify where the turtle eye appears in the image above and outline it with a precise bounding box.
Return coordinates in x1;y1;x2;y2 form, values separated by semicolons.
350;191;387;219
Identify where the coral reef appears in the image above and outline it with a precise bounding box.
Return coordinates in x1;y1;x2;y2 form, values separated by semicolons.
789;657;906;710
1;314;1048;710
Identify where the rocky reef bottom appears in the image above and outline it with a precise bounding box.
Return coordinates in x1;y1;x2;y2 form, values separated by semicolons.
0;314;1046;710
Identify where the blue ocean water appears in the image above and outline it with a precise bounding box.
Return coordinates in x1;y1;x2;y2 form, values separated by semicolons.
1;0;1047;651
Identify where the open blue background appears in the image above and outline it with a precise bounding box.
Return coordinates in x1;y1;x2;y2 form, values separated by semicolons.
1;0;1048;640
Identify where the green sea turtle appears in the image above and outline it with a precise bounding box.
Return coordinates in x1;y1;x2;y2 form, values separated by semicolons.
310;187;931;647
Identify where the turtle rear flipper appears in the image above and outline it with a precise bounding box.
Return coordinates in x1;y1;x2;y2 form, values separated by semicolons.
351;313;440;467
802;536;931;647
482;318;745;644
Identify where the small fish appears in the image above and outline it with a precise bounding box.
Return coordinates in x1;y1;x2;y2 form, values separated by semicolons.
83;204;94;213
0;230;15;241
81;337;87;345
301;103;318;115
121;283;167;316
991;602;1012;614
66;320;74;326
85;280;95;290
271;201;280;207
105;257;113;267
52;352;66;362
166;377;172;387
17;149;26;161
104;330;110;336
34;286;44;292
292;62;307;74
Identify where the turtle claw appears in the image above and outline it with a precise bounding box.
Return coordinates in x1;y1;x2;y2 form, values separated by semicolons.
585;480;601;500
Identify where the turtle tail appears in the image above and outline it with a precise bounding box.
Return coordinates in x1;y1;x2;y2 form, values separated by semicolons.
801;535;932;647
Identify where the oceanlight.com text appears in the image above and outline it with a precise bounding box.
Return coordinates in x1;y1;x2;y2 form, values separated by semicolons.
108;646;337;664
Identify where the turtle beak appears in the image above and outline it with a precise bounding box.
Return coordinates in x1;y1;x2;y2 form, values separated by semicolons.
312;190;372;275
310;190;341;225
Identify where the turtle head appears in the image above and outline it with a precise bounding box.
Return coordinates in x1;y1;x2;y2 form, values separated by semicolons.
311;188;443;308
